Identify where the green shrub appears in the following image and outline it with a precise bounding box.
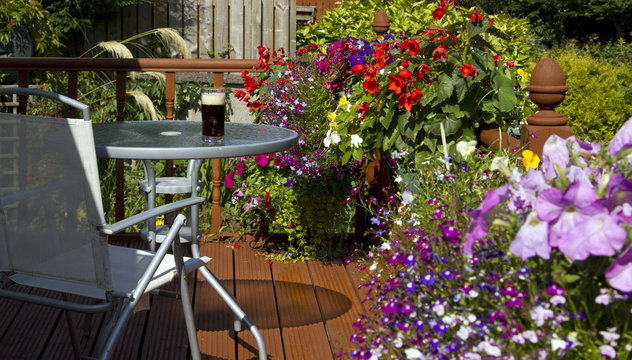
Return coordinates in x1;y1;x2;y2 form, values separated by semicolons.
297;0;539;66
550;44;632;143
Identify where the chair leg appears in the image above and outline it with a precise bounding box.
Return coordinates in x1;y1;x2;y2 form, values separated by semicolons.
63;294;83;360
179;272;201;360
197;266;267;360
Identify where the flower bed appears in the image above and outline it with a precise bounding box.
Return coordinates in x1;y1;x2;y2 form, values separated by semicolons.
345;118;632;359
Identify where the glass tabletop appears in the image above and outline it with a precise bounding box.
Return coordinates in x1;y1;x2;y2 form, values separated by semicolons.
93;121;299;160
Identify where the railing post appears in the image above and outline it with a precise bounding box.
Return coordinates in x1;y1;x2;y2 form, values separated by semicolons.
115;71;127;222
165;72;176;192
519;58;574;157
211;71;224;235
18;71;28;114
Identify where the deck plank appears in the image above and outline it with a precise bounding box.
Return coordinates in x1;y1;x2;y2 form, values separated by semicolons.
233;242;284;360
0;238;366;360
195;241;237;360
272;259;332;360
0;287;62;359
308;260;365;355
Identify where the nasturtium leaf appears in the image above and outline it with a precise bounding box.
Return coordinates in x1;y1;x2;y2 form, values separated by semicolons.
434;73;454;104
493;72;518;112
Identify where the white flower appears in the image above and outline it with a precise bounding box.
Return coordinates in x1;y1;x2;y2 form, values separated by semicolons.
369;261;378;271
350;134;363;148
393;337;403;348
551;335;567;352
379;241;391;251
490;156;509;172
479;341;501;357
522;330;538;343
596;288;613;305
600;328;620;344
600;345;617;359
531;305;554;326
394;175;403;183
323;129;340;148
550;295;566;306
432;303;445;316
404;348;424;360
456;325;471;340
401;190;414;205
456;140;478;159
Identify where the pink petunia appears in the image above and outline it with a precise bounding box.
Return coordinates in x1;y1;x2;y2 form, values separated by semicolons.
606;245;632;292
224;172;235;189
254;154;269;167
509;212;551;259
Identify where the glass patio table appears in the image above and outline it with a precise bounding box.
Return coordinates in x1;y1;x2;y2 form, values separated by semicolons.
93;120;298;250
93;120;298;357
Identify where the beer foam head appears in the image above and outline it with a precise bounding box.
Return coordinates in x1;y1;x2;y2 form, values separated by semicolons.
202;92;225;105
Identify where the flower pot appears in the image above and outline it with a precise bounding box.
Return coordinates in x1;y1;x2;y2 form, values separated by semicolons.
478;127;521;151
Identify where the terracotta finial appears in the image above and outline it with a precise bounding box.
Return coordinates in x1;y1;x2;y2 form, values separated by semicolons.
372;11;390;38
526;58;568;126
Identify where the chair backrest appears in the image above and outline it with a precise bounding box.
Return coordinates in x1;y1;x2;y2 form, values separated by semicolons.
0;89;112;293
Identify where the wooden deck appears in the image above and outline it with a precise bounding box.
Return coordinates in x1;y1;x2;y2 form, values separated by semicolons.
0;238;368;359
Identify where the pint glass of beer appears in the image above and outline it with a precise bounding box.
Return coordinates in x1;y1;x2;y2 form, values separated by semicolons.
201;87;225;145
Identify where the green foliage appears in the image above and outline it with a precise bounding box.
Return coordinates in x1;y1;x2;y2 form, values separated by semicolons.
461;0;632;46
0;0;61;54
298;0;538;58
328;4;531;167
549;44;632;143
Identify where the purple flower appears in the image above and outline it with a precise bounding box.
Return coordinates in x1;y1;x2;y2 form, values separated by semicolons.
348;54;366;67
606;245;632;292
464;185;509;255
224;172;235;189
541;135;570;179
609;116;632;157
254;154;269;167
559;212;626;260
422;274;435;286
235;161;245;176
509;211;551;259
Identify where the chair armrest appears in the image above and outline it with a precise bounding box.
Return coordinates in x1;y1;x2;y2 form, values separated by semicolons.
99;196;205;235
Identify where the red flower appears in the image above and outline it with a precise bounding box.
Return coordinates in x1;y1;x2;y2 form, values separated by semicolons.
364;64;378;78
398;68;412;79
457;64;479;78
470;9;483;22
363;78;380;94
432;45;447;61
352;64;365;73
506;60;515;68
418;63;430;78
401;60;410;68
388;75;404;94
356;102;370;119
493;55;502;67
398;89;423;112
432;1;448;20
401;39;419;56
232;243;240;250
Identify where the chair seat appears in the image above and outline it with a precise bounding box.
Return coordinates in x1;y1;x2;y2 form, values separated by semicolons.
10;245;210;300
140;224;200;243
140;177;201;194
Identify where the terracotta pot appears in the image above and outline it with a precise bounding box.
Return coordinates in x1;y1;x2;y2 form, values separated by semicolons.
478;127;521;151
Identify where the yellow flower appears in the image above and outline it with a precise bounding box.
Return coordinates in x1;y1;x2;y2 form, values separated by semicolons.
517;68;529;82
338;95;348;108
156;215;165;226
522;149;540;171
327;112;337;128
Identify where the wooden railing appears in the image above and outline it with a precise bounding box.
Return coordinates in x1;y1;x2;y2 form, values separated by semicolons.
0;57;259;234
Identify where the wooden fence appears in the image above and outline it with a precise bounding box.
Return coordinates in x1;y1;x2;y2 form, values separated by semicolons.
297;0;341;20
86;0;297;59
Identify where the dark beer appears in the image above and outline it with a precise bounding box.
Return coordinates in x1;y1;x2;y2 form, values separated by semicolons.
201;89;225;144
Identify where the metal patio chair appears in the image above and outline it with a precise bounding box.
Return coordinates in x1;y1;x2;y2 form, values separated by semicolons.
0;88;208;360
